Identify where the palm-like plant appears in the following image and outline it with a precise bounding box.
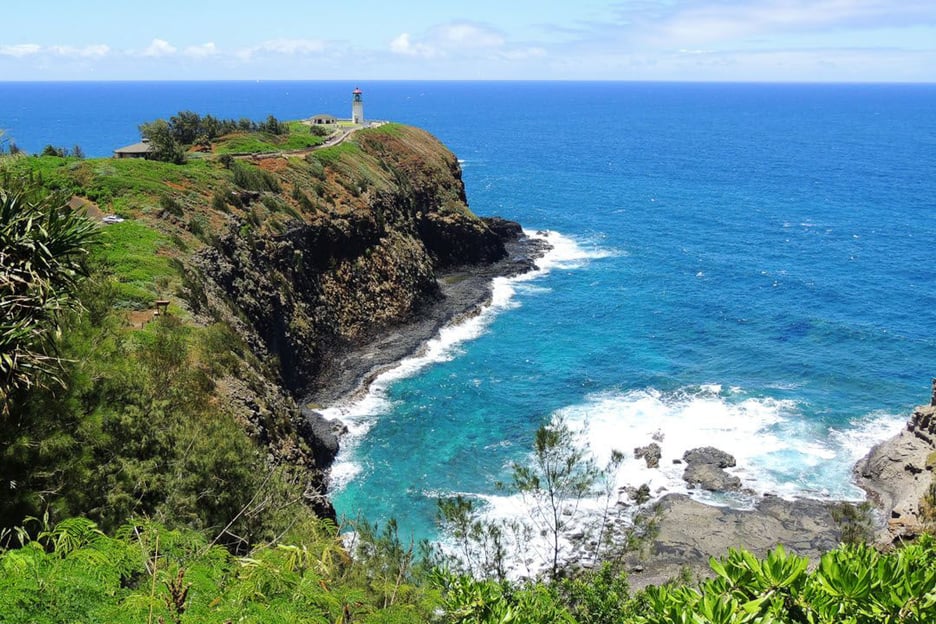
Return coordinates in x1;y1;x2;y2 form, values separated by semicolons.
0;174;97;412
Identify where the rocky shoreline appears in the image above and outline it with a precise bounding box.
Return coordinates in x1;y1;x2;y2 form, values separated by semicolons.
304;228;550;409
622;383;936;589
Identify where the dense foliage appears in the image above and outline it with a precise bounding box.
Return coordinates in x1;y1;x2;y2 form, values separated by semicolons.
2;516;934;623
0;175;97;410
139;111;292;162
0;516;438;624
0;173;318;550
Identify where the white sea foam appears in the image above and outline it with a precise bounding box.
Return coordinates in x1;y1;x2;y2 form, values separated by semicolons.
530;386;908;507
325;229;614;493
435;386;906;579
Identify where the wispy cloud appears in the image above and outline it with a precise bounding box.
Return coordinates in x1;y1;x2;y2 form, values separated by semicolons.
49;44;111;58
237;38;326;60
389;20;543;63
608;0;936;46
0;44;41;58
0;43;110;59
390;33;438;58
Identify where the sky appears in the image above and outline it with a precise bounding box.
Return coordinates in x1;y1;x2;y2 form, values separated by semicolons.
2;0;935;82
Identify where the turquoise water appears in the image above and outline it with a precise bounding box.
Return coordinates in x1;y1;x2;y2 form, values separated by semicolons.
3;81;935;543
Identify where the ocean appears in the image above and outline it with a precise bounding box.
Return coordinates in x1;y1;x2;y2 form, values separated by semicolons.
3;81;935;544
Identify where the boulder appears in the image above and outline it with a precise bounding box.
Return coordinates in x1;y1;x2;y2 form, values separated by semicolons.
683;447;736;469
298;408;345;468
635;442;662;469
682;446;740;492
683;463;742;491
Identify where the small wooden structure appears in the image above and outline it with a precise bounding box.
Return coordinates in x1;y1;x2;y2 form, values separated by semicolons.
154;300;170;317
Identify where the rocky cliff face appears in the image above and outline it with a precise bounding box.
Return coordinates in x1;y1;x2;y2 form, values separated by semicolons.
181;125;524;513
855;381;936;543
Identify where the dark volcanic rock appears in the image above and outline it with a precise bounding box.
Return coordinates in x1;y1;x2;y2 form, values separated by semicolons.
626;494;841;590
682;447;740;491
298;409;345;468
683;463;742;491
683;447;736;468
635;442;662;469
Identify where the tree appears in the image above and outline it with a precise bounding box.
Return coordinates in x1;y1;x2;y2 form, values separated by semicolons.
0;175;97;412
40;145;67;157
511;417;602;580
437;495;509;581
139;119;187;164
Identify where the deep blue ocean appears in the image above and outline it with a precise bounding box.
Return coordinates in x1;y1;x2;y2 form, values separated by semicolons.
3;81;936;543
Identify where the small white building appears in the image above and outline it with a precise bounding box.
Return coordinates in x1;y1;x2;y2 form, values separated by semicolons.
352;87;364;125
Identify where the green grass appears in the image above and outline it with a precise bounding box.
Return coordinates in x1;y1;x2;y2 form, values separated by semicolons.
213;128;326;154
367;122;406;137
213;133;281;154
3;155;225;215
280;132;326;150
93;220;176;308
311;141;361;165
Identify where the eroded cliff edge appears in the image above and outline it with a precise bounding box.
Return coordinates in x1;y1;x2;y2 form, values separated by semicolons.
176;125;540;515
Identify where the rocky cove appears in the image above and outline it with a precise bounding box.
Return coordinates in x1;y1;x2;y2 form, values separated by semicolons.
162;124;550;519
144;123;931;578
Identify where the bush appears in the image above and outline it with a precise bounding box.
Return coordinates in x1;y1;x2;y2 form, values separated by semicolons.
231;162;280;193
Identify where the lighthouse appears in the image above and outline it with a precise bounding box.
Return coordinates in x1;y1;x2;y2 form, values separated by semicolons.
351;87;364;125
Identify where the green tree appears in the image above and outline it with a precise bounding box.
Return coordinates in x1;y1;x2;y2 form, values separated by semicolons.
0;175;97;411
139;119;187;164
436;495;509;581
510;417;602;580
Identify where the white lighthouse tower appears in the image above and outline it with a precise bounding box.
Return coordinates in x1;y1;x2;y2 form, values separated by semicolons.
351;87;364;125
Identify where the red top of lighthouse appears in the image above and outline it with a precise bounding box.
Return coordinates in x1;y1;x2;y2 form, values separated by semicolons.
353;87;362;95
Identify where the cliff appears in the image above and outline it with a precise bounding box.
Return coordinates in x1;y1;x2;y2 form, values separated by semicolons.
191;126;512;399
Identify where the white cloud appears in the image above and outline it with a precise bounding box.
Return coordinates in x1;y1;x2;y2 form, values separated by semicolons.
238;38;326;59
48;44;110;58
389;21;543;61
0;44;41;58
390;33;438;58
143;38;177;57
184;42;218;58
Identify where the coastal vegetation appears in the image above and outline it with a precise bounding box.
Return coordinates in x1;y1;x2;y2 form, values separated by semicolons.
139;110;328;162
2;120;936;622
1;514;934;623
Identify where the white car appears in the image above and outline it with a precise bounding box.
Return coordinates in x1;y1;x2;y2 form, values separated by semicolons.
102;215;125;224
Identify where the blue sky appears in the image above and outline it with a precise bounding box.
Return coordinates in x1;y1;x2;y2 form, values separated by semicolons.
2;0;935;81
